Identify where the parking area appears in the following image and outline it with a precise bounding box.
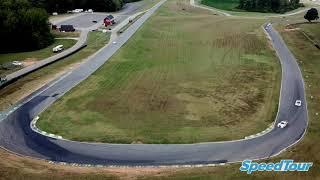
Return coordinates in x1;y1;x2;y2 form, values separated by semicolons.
53;1;150;30
56;13;109;29
55;13;131;31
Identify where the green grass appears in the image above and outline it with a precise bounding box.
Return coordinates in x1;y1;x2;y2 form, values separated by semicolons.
137;19;320;180
0;39;76;65
201;0;239;11
118;13;145;34
51;30;81;38
298;23;320;42
38;0;280;144
142;0;163;11
0;31;110;111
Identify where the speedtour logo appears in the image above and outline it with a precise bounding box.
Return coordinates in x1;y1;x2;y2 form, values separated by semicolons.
240;160;313;174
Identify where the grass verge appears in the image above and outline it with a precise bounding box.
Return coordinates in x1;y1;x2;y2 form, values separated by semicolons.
118;13;145;34
38;0;280;144
52;30;81;38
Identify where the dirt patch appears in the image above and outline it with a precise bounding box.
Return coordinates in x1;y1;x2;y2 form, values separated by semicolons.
0;148;173;179
131;140;144;144
284;28;300;32
22;58;38;67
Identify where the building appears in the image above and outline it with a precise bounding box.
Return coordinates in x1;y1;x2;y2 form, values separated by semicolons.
104;15;116;26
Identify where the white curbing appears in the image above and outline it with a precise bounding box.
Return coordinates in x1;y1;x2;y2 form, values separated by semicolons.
31;116;65;140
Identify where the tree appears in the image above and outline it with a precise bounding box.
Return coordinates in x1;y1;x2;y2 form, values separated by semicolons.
32;0;125;13
0;0;53;53
238;0;301;13
87;0;124;12
304;8;319;22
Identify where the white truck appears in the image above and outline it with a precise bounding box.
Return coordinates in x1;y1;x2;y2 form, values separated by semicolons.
53;45;64;53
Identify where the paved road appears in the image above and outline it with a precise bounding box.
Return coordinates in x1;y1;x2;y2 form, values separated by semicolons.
0;0;308;166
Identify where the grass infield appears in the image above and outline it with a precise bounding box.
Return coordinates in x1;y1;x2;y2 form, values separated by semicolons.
38;0;280;144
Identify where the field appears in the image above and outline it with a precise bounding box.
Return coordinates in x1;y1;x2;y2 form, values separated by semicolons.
38;0;280;144
294;23;320;42
138;21;320;180
0;31;110;111
201;0;239;11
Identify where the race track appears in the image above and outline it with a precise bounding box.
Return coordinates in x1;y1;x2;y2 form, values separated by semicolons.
0;0;308;166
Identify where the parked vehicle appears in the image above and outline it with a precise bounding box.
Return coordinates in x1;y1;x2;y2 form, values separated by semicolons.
12;61;22;66
72;9;83;13
52;25;57;30
53;45;64;53
104;15;116;27
59;25;75;32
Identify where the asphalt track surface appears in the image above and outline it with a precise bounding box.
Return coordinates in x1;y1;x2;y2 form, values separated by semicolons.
0;0;308;166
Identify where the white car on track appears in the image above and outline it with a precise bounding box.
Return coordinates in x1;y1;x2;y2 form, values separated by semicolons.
295;100;302;107
277;121;288;128
265;23;271;29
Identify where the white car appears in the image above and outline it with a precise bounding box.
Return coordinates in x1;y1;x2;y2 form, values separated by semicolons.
53;45;64;53
12;61;22;66
277;121;288;128
112;41;117;44
265;23;271;29
72;9;83;13
295;100;302;107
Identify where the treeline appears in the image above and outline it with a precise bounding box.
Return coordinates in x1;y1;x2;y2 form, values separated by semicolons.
238;0;303;13
29;0;135;13
0;0;53;53
0;0;140;53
